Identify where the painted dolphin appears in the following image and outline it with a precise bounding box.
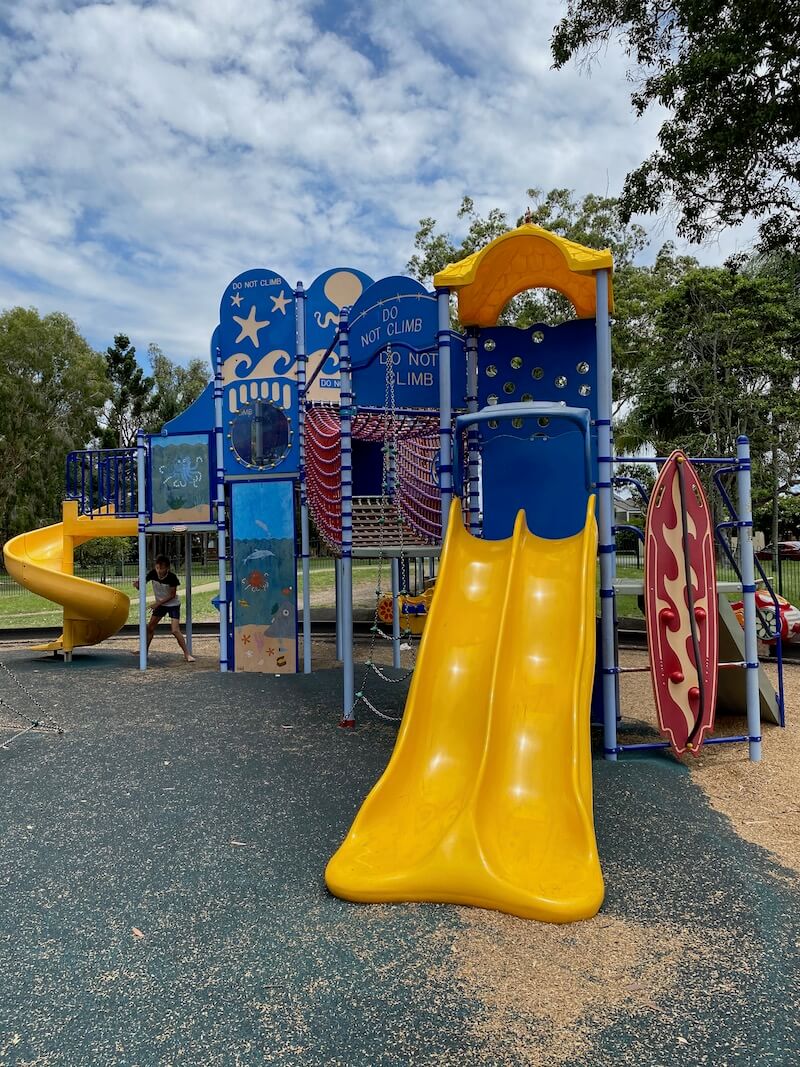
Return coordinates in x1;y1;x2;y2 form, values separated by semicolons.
244;548;275;563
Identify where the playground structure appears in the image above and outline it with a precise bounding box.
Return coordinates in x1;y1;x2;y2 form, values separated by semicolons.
2;224;788;921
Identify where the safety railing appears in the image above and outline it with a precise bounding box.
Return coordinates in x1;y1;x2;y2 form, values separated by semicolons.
65;448;138;519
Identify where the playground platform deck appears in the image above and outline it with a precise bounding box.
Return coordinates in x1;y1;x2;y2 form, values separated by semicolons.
0;641;798;1066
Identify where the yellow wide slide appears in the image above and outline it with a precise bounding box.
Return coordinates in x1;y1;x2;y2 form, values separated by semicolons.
3;500;138;653
326;498;603;922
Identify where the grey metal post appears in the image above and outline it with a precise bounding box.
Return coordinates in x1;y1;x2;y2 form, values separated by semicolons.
339;309;355;724
214;346;229;672
736;435;762;761
136;431;148;672
437;288;453;536
335;558;343;661
595;270;618;760
391;556;401;669
295;281;312;673
184;530;192;654
466;327;481;534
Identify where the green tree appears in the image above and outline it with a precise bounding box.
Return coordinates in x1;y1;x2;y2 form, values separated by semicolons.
552;0;800;252
616;265;800;551
0;307;109;543
407;187;662;403
100;334;153;449
144;344;211;432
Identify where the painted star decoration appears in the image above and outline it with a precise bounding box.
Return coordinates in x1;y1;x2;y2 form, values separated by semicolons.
233;305;269;348
230;292;243;307
270;290;291;315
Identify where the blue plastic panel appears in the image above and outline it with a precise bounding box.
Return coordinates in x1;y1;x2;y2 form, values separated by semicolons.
474;319;599;540
162;325;219;435
231;479;297;673
305;267;374;404
348;276;467;410
219;268;298;477
148;433;213;526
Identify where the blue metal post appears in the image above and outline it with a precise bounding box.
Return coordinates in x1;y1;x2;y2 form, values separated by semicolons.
136;431;148;672
339;310;355;724
391;556;401;669
184;530;192;655
437;288;453;535
595;270;619;760
466;326;481;534
736;436;762;761
295;281;312;674
214;346;229;672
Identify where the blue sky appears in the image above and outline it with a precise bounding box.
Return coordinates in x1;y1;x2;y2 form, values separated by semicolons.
0;0;758;369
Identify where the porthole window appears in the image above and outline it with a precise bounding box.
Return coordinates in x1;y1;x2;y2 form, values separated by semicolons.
521;393;533;402
538;416;550;428
532;330;544;344
231;400;291;470
487;394;498;406
484;339;496;352
510;356;523;370
578;384;592;397
555;376;568;389
577;362;590;374
532;367;544;380
487;419;498;429
503;382;515;394
511;417;523;429
486;364;498;378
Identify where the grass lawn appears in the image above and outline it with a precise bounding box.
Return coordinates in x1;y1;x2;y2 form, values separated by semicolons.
0;560;757;630
0;562;388;628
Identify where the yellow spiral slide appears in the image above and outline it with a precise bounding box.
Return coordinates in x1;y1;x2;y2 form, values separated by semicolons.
3;500;138;653
326;498;603;922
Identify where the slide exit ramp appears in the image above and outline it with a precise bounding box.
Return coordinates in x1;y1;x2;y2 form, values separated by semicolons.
326;497;603;923
3;500;138;652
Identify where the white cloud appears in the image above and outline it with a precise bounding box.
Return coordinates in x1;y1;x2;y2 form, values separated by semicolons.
0;0;758;365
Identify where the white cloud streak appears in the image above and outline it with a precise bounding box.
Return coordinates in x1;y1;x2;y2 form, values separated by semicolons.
0;0;757;364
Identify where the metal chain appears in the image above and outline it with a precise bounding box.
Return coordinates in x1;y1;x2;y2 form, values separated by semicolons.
0;658;62;749
354;345;417;722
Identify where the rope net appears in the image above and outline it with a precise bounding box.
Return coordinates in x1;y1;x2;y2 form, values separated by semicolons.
305;404;442;552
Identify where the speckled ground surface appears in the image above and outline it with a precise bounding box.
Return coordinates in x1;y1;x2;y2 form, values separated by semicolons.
0;643;798;1066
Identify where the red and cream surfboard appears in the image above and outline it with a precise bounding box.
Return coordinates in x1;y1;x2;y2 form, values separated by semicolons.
645;450;718;756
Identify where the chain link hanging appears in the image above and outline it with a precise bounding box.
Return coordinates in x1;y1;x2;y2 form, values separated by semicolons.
353;344;418;723
0;658;63;751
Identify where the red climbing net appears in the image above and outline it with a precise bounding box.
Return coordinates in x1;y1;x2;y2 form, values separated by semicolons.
305;405;443;552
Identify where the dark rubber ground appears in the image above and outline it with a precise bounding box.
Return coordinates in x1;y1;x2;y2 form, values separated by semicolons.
0;646;797;1066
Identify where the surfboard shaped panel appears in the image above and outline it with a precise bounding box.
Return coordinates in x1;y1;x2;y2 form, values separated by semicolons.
645;451;718;755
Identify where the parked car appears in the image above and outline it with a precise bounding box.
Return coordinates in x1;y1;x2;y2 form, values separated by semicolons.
755;542;800;561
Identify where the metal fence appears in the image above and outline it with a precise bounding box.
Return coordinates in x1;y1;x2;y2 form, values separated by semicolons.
0;553;368;598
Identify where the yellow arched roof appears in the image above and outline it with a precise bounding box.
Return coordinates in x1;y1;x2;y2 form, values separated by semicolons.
433;224;614;324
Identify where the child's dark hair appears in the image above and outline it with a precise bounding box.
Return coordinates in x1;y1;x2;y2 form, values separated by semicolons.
155;554;170;567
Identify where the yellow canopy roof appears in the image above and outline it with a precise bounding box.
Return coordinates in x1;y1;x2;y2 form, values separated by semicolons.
433;224;614;324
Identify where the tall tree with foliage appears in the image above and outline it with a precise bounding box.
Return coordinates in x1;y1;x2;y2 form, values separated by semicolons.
617;264;800;545
100;334;153;449
144;344;211;432
551;1;800;252
0;307;109;543
407;187;664;404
